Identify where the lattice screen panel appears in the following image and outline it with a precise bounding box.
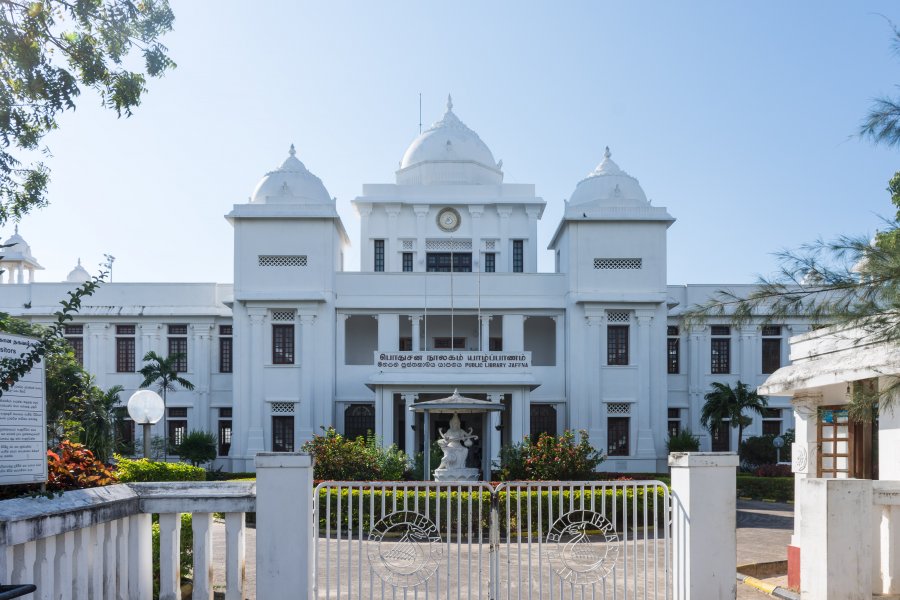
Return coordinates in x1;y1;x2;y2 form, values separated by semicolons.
594;258;642;269
607;402;632;415
426;239;472;251
607;311;630;323
271;310;295;322
271;402;295;414
258;255;308;267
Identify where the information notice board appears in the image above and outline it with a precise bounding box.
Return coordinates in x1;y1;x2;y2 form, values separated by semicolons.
0;332;47;485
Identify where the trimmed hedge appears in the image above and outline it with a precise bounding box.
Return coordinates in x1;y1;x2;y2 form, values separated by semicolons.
114;456;206;482
736;475;793;502
316;485;668;536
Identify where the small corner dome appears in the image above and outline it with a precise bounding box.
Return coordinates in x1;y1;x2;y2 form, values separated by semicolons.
568;147;648;206
66;259;91;283
250;144;333;204
3;228;33;259
397;95;503;185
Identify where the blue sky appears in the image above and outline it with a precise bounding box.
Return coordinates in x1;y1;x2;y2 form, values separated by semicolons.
11;1;900;284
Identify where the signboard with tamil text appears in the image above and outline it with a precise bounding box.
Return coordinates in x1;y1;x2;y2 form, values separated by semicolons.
375;351;531;370
0;332;47;485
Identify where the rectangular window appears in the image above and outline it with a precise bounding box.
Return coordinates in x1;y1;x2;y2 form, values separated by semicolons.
399;337;412;351
219;325;233;373
761;325;782;374
667;326;680;374
530;405;558;439
374;240;385;272
489;337;503;351
168;337;188;372
762;408;783;436
167;407;187;448
218;408;232;456
484;252;495;273
711;326;731;375
607;325;629;365
116;337;135;373
433;337;465;349
272;324;295;364
668;408;681;437
426;252;472;272
607;417;630;456
512;240;524;272
67;336;84;366
402;252;413;272
272;416;295;452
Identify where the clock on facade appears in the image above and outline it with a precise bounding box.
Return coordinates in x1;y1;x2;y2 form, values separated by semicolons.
437;208;461;232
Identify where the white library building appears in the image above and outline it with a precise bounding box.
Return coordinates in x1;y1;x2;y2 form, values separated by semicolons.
0;98;807;474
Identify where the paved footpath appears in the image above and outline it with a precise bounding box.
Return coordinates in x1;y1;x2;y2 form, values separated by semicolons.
735;499;794;599
208;498;795;600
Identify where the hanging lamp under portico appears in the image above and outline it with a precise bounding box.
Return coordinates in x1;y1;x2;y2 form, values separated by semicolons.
409;389;505;482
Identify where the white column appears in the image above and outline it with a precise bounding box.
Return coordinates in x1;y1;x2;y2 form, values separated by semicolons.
376;313;399;352
336;313;348;365
553;315;564;369
800;478;872;599
255;453;314;600
586;316;603;442
790;393;820;546
525;206;540;272
687;327;707;449
386;205;400;271
468;205;484;270
128;513;152;599
402;393;417;459
376;387;394;447
245;309;266;457
479;315;491;351
409;315;422;351
635;312;655;458
224;513;246;600
158;514;182;600
670;452;739;600
299;314;316;445
497;207;511;271
487;392;503;465
192;513;214;600
413;205;429;271
510;388;527;443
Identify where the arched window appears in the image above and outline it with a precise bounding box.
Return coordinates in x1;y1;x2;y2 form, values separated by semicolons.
344;404;375;440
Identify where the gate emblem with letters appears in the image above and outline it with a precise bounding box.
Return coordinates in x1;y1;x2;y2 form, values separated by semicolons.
367;511;443;587
546;509;620;585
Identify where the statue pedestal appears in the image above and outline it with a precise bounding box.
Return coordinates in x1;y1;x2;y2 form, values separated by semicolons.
433;467;480;482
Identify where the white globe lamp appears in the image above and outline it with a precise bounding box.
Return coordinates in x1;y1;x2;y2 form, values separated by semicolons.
127;390;165;459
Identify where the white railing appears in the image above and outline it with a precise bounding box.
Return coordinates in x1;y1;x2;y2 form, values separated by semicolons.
0;481;255;600
873;481;900;596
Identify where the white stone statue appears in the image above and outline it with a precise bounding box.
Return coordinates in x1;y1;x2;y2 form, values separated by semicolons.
433;413;480;481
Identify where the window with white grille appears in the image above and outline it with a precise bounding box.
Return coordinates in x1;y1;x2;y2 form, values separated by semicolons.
271;402;295;414
607;402;631;415
607;311;630;323
271;310;295;322
426;239;472;251
594;258;642;270
259;255;308;267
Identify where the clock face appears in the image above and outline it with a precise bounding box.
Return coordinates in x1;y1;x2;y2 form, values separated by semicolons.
437;208;461;232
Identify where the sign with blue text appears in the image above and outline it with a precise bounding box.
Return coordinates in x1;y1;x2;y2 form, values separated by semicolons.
0;332;47;485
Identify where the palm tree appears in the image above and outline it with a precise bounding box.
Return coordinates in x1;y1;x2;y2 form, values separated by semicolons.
139;351;194;457
78;384;124;464
701;381;769;449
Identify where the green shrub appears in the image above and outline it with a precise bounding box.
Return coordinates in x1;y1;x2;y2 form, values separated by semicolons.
666;429;700;452
302;427;409;481
174;430;217;467
739;429;795;468
736;474;793;502
114;455;206;482
499;430;605;481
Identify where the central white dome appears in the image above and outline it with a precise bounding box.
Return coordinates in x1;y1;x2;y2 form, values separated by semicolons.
396;96;503;185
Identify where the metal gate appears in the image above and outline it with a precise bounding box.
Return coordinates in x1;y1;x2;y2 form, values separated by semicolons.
314;480;671;599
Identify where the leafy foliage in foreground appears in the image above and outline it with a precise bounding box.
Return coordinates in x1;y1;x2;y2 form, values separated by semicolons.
0;0;175;225
499;430;605;481
666;429;701;452
302;427;408;481
46;440;118;491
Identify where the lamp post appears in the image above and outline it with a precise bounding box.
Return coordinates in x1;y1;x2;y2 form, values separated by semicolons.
127;390;165;459
773;435;785;464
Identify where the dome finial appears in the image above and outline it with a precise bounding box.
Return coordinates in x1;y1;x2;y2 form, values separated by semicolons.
604;146;611;160
77;257;81;266
289;143;296;158
14;224;18;235
447;94;453;112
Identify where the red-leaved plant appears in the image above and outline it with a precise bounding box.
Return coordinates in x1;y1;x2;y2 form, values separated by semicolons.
46;440;118;491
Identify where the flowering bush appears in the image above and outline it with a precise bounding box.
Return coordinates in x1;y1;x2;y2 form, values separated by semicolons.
302;427;408;481
46;440;118;491
499;430;605;481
